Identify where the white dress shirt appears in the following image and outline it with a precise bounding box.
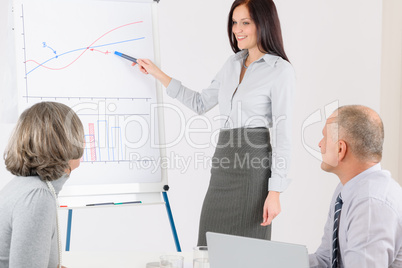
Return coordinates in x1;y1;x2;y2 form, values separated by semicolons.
166;50;296;192
309;164;402;268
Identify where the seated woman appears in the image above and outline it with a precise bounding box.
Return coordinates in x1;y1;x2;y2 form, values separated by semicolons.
0;102;84;268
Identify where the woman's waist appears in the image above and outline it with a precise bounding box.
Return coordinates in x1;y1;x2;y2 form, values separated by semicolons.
215;127;271;150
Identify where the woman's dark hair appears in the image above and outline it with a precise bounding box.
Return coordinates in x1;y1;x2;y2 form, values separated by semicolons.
227;0;289;62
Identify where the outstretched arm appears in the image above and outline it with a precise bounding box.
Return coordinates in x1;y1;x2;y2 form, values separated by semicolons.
134;59;172;88
132;58;221;115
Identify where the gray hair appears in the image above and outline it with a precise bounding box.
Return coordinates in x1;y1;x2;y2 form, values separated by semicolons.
4;102;85;181
334;105;384;162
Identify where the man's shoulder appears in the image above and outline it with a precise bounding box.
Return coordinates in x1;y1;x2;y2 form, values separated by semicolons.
364;169;400;191
356;169;402;211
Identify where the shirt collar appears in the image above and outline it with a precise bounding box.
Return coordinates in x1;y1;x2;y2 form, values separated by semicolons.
234;49;279;67
340;163;382;203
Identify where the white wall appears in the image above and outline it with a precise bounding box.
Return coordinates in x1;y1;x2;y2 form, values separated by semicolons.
381;0;402;185
273;0;382;249
0;0;384;255
0;0;16;186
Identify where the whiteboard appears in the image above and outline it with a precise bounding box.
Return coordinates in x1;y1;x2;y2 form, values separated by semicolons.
12;0;168;205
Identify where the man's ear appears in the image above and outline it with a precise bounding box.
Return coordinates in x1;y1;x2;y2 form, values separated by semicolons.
338;140;347;162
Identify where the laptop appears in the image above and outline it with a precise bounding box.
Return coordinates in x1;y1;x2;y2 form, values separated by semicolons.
206;232;309;268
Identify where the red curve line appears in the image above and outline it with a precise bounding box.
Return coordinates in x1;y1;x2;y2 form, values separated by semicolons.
90;49;110;54
25;21;143;71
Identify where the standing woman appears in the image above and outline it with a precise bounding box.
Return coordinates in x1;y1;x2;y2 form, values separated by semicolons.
0;102;85;267
135;0;295;246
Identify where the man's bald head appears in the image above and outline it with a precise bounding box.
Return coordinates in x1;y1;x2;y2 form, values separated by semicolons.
330;105;384;162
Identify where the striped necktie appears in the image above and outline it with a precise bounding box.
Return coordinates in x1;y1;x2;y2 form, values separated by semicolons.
332;193;343;268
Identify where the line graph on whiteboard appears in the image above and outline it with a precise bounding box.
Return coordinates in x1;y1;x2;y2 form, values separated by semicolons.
24;21;144;76
18;0;156;102
14;0;163;184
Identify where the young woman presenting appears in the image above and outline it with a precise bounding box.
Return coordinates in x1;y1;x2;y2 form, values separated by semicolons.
135;0;295;246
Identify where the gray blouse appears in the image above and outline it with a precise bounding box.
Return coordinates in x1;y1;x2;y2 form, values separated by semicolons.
166;50;296;192
0;175;67;268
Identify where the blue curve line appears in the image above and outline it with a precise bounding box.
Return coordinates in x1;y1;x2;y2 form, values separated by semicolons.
26;36;145;75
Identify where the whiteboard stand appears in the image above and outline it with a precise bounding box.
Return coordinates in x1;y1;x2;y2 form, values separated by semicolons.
162;186;182;252
65;209;73;251
64;186;182;252
11;0;182;254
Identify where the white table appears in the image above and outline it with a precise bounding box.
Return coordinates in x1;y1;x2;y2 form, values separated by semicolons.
63;251;193;268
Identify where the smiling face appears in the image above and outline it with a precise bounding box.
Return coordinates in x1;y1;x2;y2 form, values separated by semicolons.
232;4;259;52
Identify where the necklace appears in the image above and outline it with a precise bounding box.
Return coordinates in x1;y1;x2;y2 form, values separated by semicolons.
46;180;62;268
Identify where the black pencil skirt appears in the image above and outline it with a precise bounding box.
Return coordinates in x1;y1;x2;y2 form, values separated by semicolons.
197;127;272;246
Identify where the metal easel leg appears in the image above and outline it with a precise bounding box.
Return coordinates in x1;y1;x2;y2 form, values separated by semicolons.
162;191;182;252
65;209;73;251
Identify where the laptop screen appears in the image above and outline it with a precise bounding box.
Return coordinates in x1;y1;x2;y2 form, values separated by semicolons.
206;232;309;268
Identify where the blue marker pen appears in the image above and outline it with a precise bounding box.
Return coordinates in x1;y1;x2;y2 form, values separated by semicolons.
114;201;142;205
114;51;137;64
86;202;114;206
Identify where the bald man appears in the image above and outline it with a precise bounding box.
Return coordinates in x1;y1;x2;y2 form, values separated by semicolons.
309;105;402;268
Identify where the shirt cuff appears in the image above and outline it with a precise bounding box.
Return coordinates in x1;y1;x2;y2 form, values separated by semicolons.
268;175;292;192
165;78;181;99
